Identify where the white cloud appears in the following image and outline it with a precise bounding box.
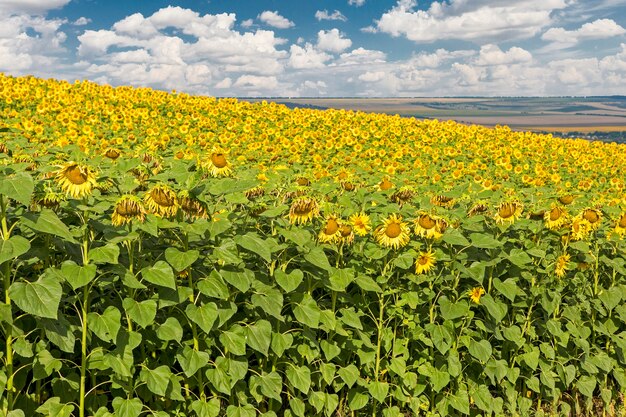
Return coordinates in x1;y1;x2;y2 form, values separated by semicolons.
241;19;253;28
215;77;232;88
348;0;365;6
337;47;386;66
0;0;70;15
288;43;332;69
475;44;532;66
542;19;626;46
258;10;294;29
234;74;278;89
358;71;386;82
410;48;475;68
315;10;347;22
317;29;352;53
376;0;569;43
73;17;91;26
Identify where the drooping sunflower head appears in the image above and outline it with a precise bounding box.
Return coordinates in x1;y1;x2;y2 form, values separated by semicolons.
55;162;98;199
570;215;592;241
339;224;355;245
179;190;207;219
349;212;372;236
390;186;414;205
544;205;569;231
469;287;485;304
318;215;341;244
295;176;311;187
414;212;447;240
431;195;454;208
558;194;575;205
581;208;602;230
95;178;115;194
341;180;358;192
374;213;411;250
555;253;571;278
201;148;233;177
144;184;179;218
415;250;436;274
378;177;394;191
289;197;319;225
494;201;523;225
614;213;626;236
32;186;65;210
245;186;266;201
112;194;146;226
468;201;489;216
104;148;121;160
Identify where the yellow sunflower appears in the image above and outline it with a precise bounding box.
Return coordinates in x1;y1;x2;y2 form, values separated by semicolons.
414;212;447;240
558;195;575;205
349;212;371;236
289;197;319;225
569;215;592;241
468;201;489;216
555;253;570;278
415;250;436;274
144;184;179;217
614;213;626;237
581;208;602;230
245;186;265;201
338;224;355;246
469;287;485;304
378;177;393;191
431;195;454;208
112;195;146;226
55;162;97;198
494;201;523;225
179;190;207;219
390;186;414;205
318;215;341;243
32;187;65;210
201;148;233;177
104;148;121;160
374;214;411;250
544;205;569;230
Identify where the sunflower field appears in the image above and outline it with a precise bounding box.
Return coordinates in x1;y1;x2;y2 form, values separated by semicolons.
2;74;626;417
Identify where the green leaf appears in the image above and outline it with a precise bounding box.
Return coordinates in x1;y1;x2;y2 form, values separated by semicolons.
225;404;255;417
354;274;382;292
220;267;253;293
293;293;320;328
286;365;311;394
21;209;75;242
259;371;282;401
156;317;183;343
480;294;507;322
430;368;450;392
468;339;492;363
7;411;25;417
599;287;622;311
87;306;121;343
122;298;157;328
439;297;469;321
448;388;470;415
469;233;501;249
305;247;332;271
368;381;389;403
289;397;306;417
508;249;532;266
90;243;120;264
36;397;74;417
198;271;230;300
473;384;493;413
191;398;221;417
246;319;272;356
328;268;354;292
427;323;453;355
442;229;471;246
493;278;520;302
112;397;143;417
41;314;75;353
140;365;172;397
206;364;231;395
164;247;199;272
60;261;97;290
0;171;33;205
141;260;176;289
235;233;272;263
271;332;293;356
348;388;369;410
275;269;304;293
577;375;597;398
0;235;30;264
9;271;62;319
186;302;218;333
220;326;247;355
177;346;210;377
338;364;359;388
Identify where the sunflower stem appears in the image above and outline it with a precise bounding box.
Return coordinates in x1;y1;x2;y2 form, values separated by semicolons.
79;207;91;417
1;195;16;414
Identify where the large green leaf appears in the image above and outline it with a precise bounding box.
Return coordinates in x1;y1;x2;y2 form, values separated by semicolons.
165;247;199;272
61;261;97;290
139;365;173;397
88;306;122;343
258;371;282;401
0;235;30;264
480;294;507;322
220;326;247;355
293;293;320;328
246;319;272;356
0;171;34;205
286;365;311;394
21;209;75;242
469;233;501;249
220;268;253;293
198;271;230;300
225;405;256;417
141;261;176;289
122;298;157;328
468;339;492;363
156;317;183;343
9;271;62;319
186;302;218;333
41;314;75;353
234;233;272;263
35;397;74;417
305;247;332;271
274;269;304;293
112;398;143;417
90;243;120;264
368;381;389;403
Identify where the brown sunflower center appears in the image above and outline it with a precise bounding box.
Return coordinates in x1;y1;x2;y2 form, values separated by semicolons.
379;179;393;190
340;225;352;237
619;215;626;228
296;177;310;186
559;195;574;205
418;215;436;229
385;222;402;238
323;219;339;235
117;200;141;217
64;165;88;185
105;149;120;159
211;153;228;168
549;207;563;221
583;209;599;223
342;182;355;191
499;204;515;219
418;256;429;265
293;203;313;216
151;189;175;207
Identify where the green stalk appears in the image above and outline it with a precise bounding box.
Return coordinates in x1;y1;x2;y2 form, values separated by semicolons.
79;210;90;417
1;195;15;413
372;292;385;417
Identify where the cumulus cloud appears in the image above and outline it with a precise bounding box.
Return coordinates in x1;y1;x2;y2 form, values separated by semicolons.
241;19;253;28
317;28;352;53
348;0;365;6
475;44;532;66
337;47;386;66
542;19;626;46
315;10;347;22
288;43;332;69
376;0;569;43
358;71;386;82
0;0;70;15
258;10;294;29
73;17;91;26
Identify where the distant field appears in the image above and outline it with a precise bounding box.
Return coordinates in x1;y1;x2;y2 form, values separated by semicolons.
246;97;626;135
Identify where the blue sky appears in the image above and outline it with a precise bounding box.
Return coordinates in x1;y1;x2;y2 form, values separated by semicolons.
1;0;626;96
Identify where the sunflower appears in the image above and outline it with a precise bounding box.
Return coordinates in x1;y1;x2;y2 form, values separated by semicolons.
245;186;265;201
581;208;602;230
104;148;121;160
289;197;319;225
569;215;592;241
468;201;489;216
378;177;393;191
32;187;65;210
431;195;454;208
494;201;523;225
179;190;207;219
469;287;485;304
338;224;355;245
544;205;569;230
201;148;233;177
414;212;447;240
318;215;341;243
112;195;146;226
295;177;311;186
55;162;98;198
341;180;357;191
555;253;570;278
614;213;626;237
415;250;436;274
390;186;414;205
144;184;179;217
558;195;575;205
374;214;410;250
349;212;371;236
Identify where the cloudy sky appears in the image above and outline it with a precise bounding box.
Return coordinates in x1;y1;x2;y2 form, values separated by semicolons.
1;0;626;97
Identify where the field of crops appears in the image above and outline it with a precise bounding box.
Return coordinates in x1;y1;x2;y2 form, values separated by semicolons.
2;74;626;417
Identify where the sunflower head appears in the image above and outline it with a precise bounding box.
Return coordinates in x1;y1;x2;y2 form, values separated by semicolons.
615;213;626;236
144;184;179;217
414;212;447;240
295;177;311;186
570;215;592;241
555;253;571;278
112;195;145;226
378;178;393;191
201;148;233;177
349;212;371;236
339;224;355;245
390;186;414;205
374;213;411;250
104;148;121;160
318;215;341;243
544;205;569;230
469;287;485;304
341;180;357;191
558;195;575;205
55;162;98;199
494;201;523;225
289;197;319;225
415;250;436;274
245;186;265;201
582;208;602;229
32;187;65;210
431;195;454;208
179;190;207;219
468;201;489;216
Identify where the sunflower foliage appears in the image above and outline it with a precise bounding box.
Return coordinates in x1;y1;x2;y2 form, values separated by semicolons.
1;75;626;417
